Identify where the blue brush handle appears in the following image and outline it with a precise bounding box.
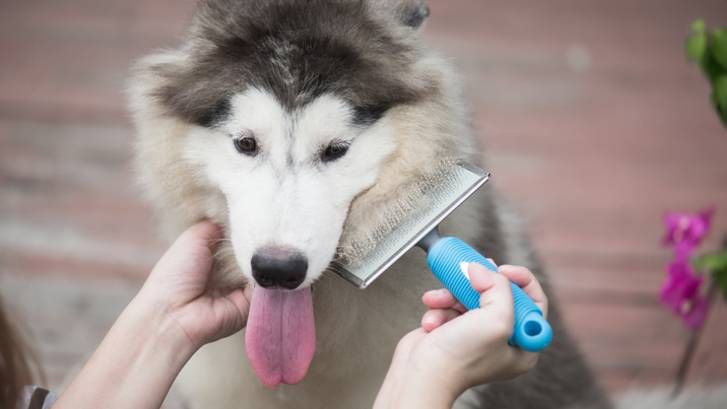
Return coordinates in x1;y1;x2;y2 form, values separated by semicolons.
426;237;553;352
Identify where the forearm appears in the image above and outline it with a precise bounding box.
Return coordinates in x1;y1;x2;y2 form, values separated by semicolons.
54;297;195;409
393;373;458;409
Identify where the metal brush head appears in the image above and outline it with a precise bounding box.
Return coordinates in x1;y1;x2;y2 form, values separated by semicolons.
330;162;490;288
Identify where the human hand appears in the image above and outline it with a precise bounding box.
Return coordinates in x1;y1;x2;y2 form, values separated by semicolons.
375;264;548;408
417;264;547;387
136;221;251;350
54;222;251;409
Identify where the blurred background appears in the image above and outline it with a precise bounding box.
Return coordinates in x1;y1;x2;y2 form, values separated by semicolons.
1;0;727;397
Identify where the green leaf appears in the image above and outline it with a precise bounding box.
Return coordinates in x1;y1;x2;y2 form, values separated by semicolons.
695;251;727;300
686;19;707;64
713;268;727;301
699;45;726;84
684;21;727;126
694;250;727;274
686;32;708;63
691;19;706;34
711;28;727;70
716;99;727;127
714;76;727;109
711;89;727;127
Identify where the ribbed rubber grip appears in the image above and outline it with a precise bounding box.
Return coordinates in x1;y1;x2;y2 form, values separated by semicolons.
426;237;553;352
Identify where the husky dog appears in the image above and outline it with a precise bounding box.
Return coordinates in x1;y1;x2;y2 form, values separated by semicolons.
129;0;612;408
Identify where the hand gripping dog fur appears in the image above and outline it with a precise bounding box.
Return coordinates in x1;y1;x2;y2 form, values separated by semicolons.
129;0;612;408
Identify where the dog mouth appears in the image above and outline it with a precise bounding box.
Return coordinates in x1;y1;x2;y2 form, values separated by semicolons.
245;283;316;387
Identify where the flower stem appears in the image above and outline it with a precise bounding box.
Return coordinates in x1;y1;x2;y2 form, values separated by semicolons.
671;280;718;398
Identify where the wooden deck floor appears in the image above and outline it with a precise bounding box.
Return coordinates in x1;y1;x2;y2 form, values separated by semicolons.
1;0;727;396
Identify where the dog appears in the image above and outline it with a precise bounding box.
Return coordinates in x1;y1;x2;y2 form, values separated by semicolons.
129;1;613;408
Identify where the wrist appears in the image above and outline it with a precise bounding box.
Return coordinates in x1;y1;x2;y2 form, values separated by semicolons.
408;349;468;398
123;294;198;360
382;349;463;409
393;366;460;409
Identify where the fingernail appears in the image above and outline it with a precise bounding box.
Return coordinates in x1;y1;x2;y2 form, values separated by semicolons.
471;262;497;278
469;262;487;273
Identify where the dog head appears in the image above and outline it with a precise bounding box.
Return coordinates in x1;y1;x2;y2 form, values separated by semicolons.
130;0;473;289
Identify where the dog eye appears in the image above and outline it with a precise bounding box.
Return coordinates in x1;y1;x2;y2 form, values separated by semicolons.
321;142;349;163
234;136;258;156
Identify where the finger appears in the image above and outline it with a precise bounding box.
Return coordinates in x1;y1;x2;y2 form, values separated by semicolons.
178;220;223;252
468;263;497;293
472;266;514;335
224;288;251;327
422;289;455;308
208;294;247;339
498;265;548;317
422;289;466;313
421;308;461;332
153;221;222;273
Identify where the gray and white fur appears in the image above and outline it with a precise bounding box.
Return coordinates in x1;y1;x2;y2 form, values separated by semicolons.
129;0;612;408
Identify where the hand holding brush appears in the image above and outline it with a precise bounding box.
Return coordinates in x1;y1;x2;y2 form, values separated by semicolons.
373;263;548;409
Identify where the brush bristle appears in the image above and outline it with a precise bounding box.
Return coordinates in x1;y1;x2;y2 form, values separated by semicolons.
332;160;489;287
335;158;462;265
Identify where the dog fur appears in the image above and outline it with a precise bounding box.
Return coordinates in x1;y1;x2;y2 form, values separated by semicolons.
129;1;613;408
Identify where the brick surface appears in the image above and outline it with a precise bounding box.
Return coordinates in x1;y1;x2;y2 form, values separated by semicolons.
1;0;727;397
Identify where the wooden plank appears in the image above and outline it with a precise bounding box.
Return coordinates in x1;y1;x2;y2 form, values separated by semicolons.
1;0;727;397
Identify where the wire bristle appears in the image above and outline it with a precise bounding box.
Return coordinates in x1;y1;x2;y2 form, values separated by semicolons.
335;157;460;265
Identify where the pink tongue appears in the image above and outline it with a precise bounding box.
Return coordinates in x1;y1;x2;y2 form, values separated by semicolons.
245;286;316;387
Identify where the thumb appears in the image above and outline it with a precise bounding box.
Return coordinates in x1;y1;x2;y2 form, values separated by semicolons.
150;221;222;281
469;263;515;336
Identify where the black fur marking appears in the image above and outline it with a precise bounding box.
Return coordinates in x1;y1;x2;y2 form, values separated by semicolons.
197;98;232;128
352;105;390;126
152;0;433;129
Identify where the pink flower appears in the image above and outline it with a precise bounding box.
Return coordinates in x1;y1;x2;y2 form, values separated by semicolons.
660;261;709;329
681;296;709;329
663;207;714;260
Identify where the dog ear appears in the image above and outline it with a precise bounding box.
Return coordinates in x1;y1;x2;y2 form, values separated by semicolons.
399;1;430;29
370;0;430;29
128;50;189;116
128;49;231;128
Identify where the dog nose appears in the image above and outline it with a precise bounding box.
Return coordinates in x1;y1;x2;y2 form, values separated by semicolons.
251;246;308;289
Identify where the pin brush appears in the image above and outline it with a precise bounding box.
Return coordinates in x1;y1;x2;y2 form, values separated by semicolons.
331;161;553;352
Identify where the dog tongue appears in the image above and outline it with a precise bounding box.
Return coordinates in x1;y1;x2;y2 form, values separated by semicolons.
245;286;315;387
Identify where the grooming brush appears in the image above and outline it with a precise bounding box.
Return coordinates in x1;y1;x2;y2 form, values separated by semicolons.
332;162;553;352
